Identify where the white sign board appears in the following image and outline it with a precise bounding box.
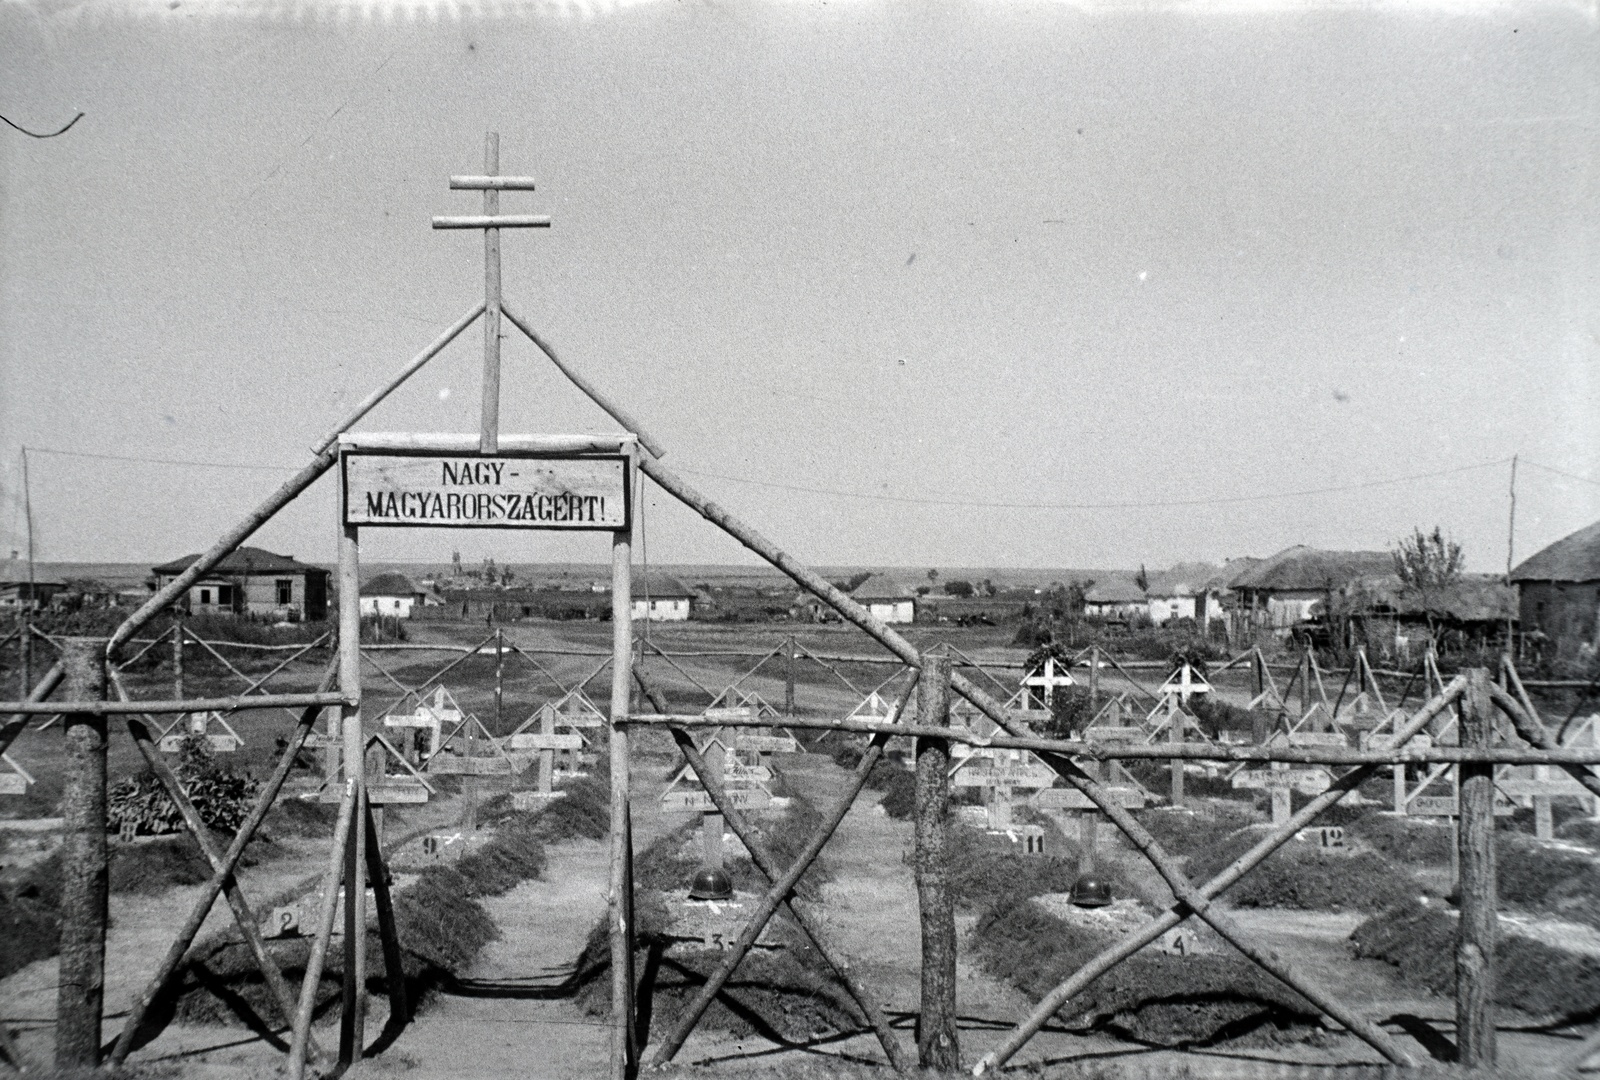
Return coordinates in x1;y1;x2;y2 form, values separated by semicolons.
159;733;241;754
1034;786;1148;810
736;734;800;753
1495;776;1593;798
1286;732;1347;747
427;756;513;775
1232;768;1332;795
343;451;629;530
1410;794;1516;817
0;773;28;795
951;763;1057;790
369;783;431;805
660;788;772;812
505;733;585;751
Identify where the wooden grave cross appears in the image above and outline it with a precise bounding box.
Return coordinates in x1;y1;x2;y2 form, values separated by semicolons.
659;725;773;871
1021;655;1075;710
157;710;245;754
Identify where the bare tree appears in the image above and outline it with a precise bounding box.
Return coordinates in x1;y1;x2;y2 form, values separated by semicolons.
1392;526;1463;636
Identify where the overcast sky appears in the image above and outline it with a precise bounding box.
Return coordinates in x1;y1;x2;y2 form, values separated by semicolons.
1;0;1596;574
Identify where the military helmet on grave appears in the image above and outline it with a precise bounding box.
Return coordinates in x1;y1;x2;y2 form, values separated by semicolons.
1070;876;1113;908
689;867;734;901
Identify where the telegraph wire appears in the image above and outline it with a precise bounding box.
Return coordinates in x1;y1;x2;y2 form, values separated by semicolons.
674;458;1514;512
22;446;299;472
1521;459;1600;488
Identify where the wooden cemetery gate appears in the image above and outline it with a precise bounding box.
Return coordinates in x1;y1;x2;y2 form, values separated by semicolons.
5;134;1600;1080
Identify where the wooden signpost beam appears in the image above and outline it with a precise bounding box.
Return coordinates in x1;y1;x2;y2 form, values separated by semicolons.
1457;669;1498;1067
914;654;959;1071
55;638;109;1068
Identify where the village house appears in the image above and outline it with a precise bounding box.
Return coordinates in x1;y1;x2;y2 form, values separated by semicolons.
1228;546;1393;634
360;572;428;619
631;573;696;622
1082;579;1145;620
851;574;916;624
1512;520;1600;666
1141;565;1236;628
151;546;330;622
0;559;67;612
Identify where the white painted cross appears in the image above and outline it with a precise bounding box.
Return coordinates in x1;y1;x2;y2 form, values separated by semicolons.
1021;655;1076;709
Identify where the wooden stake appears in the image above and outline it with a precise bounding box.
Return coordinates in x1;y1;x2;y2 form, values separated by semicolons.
607;526;636;1080
915;654;959;1070
1457;668;1498;1067
55;638;108;1068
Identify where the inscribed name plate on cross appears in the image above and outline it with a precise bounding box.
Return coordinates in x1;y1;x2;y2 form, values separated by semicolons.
342;452;629;530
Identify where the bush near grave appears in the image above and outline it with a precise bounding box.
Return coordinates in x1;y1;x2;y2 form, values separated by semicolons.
107;735;260;837
972;896;1324;1047
1352;896;1600;1025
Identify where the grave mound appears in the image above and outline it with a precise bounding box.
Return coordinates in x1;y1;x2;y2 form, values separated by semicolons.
972;895;1323;1047
1352;896;1600;1026
1185;825;1417;913
571;780;859;1042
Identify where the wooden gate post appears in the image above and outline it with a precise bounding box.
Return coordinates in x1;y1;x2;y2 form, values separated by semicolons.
56;637;109;1068
337;522;368;1064
607;523;637;1079
1457;667;1498;1067
914;653;959;1071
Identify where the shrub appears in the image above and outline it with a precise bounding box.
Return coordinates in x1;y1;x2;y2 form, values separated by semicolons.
107;735;260;836
0;880;61;980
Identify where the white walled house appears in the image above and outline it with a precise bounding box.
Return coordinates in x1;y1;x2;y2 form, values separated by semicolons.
152;546;329;622
360;572;426;618
850;575;916;624
631;573;695;622
1083;579;1145;619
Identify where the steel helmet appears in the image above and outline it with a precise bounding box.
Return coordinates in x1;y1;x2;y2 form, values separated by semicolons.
689;867;734;901
1070;876;1113;908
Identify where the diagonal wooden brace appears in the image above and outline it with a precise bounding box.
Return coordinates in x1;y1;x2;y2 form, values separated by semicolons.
971;677;1465;1075
636;666;912;1073
122;714;309;1052
109;660;337;1065
1489;683;1600;801
632;456;1415;1072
